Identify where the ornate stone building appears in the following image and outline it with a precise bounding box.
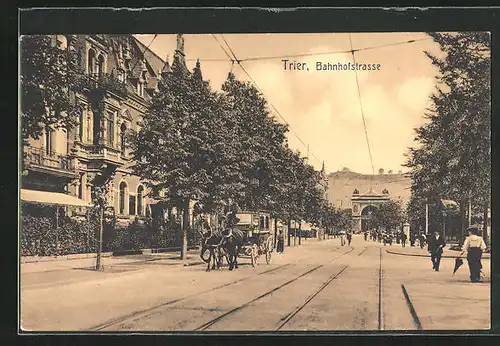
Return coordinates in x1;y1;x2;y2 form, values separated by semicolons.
326;168;412;232
22;34;187;225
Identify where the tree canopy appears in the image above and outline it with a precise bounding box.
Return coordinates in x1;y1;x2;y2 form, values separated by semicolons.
21;35;84;146
404;32;491;235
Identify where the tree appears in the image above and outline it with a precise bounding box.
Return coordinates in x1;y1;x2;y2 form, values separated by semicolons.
20;35;83;146
220;72;289;213
405;32;490;242
372;200;404;232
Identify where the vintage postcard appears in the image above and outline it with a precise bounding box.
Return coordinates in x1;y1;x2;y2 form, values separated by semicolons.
19;10;492;334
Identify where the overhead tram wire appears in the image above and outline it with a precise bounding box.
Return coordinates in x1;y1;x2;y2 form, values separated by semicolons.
190;37;431;63
348;33;376;183
209;34;428;173
217;34;322;168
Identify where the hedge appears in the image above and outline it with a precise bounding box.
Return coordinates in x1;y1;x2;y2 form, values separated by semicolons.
21;203;202;256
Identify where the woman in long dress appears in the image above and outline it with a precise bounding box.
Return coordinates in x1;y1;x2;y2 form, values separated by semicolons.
461;227;487;283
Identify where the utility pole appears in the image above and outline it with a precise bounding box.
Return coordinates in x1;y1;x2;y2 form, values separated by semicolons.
468;197;472;227
425;198;429;235
95;205;104;271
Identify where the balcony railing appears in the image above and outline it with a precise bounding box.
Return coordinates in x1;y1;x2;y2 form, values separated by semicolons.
24;147;75;174
76;73;128;96
87;145;123;165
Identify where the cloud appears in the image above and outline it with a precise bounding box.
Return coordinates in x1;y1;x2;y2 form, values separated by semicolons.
397;76;435;112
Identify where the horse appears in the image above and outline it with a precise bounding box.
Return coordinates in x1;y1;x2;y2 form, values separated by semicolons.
220;227;245;271
199;222;228;272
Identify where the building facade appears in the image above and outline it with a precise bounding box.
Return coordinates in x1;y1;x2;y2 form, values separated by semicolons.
22;34;187;226
326;168;412;232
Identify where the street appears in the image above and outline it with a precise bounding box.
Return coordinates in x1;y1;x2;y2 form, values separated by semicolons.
20;235;490;332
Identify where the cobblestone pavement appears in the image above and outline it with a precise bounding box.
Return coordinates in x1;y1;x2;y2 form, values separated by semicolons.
20;235;490;332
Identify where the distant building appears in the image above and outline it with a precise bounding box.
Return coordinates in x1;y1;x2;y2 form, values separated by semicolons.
327;169;412;232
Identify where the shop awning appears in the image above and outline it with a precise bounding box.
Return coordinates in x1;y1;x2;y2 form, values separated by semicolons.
20;189;91;207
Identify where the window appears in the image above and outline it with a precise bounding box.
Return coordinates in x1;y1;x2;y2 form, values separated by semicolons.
260;216;265;229
129;195;136;216
78;175;83;199
79;108;84;142
117;69;124;82
106;114;114;146
265;216;269;229
137;82;144;97
86;110;93;143
97;54;105;77
119;182;127;214
137;186;144;216
45;127;53;155
145;204;150;217
88;49;96;75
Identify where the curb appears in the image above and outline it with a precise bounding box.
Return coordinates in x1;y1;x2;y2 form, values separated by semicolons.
385;249;491;259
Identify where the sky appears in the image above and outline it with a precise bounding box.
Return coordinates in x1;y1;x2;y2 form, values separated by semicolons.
135;33;443;175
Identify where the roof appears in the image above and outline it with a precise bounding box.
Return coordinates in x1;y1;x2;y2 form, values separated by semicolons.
131;36;165;75
21;189;91;207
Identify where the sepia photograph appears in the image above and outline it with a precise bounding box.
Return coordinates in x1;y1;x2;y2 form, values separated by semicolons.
19;27;491;332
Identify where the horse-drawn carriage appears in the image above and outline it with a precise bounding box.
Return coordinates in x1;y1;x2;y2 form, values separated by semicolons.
234;210;274;266
200;210;274;270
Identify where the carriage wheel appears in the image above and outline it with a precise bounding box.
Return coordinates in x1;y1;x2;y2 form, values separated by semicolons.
251;244;259;267
265;237;273;264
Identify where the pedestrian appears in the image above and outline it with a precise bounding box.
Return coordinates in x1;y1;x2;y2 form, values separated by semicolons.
401;232;407;248
277;228;284;254
347;232;352;246
428;230;446;271
340;231;346;246
419;232;426;249
461;227;487;282
410;232;416;247
364;230;368;241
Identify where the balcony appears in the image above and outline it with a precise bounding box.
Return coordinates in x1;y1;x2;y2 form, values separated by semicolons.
23;147;78;179
76;73;128;96
87;145;123;167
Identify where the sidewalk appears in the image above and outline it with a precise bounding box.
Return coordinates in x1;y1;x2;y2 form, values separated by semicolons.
21;249;204;275
384;244;491;259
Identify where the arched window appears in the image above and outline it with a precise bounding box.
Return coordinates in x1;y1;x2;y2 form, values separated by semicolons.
97;54;105;77
120;123;127;156
119;182;127;215
137;186;144;216
88;49;96;75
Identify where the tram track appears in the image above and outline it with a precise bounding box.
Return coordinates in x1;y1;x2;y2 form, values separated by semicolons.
195;265;325;331
196;245;366;331
93;245;364;332
275;265;349;330
90;263;290;331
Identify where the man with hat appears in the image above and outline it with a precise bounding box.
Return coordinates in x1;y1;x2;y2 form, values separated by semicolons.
461;226;487;282
428;230;446;271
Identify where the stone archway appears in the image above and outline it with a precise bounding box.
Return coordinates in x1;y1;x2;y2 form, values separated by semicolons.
360;205;378;232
